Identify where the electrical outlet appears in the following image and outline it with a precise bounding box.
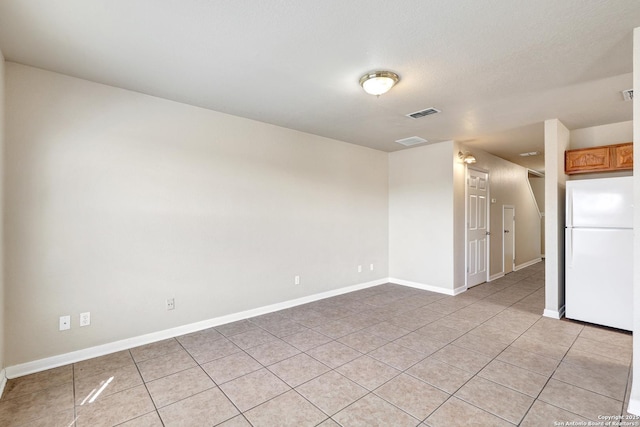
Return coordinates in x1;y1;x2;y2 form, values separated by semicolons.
294;275;300;285
370;263;374;271
59;315;71;331
80;312;91;327
166;298;175;310
357;265;362;273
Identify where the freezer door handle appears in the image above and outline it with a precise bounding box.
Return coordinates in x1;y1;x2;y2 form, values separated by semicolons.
567;188;573;227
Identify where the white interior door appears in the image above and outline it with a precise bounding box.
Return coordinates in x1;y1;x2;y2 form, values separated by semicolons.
467;168;489;287
503;206;515;274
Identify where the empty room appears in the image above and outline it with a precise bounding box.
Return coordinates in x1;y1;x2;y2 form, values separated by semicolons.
0;1;639;426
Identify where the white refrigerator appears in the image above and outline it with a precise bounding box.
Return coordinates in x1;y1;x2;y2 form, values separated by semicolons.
565;176;633;331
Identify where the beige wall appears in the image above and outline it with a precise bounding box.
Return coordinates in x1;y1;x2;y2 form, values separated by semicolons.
456;146;542;279
544;118;570;318
388;141;456;291
5;63;389;365
2;61;548;370
0;50;5;375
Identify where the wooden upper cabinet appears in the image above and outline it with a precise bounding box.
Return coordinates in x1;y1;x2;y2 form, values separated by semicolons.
565;142;633;174
613;143;633;170
565;146;610;173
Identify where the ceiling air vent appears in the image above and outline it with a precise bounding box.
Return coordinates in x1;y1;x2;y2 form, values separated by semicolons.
395;136;428;146
622;89;633;101
406;107;441;119
519;151;540;157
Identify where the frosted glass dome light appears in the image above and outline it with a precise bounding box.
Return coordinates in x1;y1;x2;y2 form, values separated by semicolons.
359;71;400;96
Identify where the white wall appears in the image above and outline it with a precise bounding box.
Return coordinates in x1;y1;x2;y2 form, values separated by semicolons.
627;26;640;416
570;120;633;149
457;147;542;278
388;142;456;292
544;119;570;319
5;63;389;366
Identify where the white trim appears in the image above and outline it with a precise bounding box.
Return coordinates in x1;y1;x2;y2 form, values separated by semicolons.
388;278;461;296
543;305;566;320
488;272;505;281
515;257;543;271
6;278;388;379
452;284;468;295
627;399;640;416
0;369;6;398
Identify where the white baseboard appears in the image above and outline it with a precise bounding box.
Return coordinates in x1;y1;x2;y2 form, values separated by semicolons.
543;305;566;320
515;257;542;271
6;277;389;379
0;369;6;398
452;284;467;295
387;278;459;296
488;272;505;281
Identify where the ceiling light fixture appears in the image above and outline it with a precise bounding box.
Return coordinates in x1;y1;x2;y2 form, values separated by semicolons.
458;151;477;164
359;71;400;96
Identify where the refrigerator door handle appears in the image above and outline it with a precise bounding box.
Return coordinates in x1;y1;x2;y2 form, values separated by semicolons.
567;229;573;268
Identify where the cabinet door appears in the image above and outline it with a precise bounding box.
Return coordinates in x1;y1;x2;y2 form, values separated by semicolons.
565;146;610;174
612;143;633;170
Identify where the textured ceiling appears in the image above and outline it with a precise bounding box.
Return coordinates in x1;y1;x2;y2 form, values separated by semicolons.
0;0;638;172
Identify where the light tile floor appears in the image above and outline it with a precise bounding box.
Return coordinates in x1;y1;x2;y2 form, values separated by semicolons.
0;262;636;426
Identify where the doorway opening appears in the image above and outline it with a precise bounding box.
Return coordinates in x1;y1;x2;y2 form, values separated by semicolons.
503;205;515;274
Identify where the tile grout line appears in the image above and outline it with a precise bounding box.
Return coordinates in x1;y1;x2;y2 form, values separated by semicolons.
170;336;251;426
129;348;166;427
518;330;597;424
71;363;79;427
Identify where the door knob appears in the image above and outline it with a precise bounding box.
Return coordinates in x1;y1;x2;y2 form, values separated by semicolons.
504;230;510;233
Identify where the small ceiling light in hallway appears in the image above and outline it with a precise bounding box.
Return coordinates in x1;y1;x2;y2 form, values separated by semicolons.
458;151;477;164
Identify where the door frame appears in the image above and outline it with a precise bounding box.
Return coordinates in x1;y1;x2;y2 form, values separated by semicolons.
502;205;515;274
465;166;491;288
